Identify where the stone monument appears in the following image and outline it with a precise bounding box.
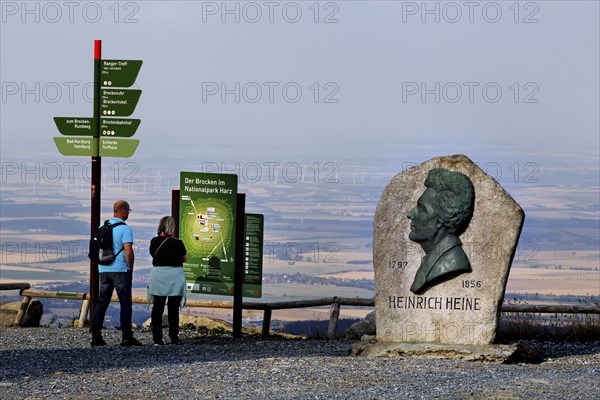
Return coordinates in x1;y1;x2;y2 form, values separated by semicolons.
373;154;524;346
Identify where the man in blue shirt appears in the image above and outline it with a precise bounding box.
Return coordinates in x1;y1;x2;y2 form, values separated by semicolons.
91;200;142;346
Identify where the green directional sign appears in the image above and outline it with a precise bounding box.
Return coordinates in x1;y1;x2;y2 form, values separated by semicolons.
54;117;96;136
100;89;141;117
100;118;140;137
99;138;140;157
54;137;97;156
101;60;143;88
54;51;142;160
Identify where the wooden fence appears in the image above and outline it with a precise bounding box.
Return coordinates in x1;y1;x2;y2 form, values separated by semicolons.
2;283;599;340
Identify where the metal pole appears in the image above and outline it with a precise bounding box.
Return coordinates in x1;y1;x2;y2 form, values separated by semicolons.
89;39;102;328
232;193;245;338
172;189;180;238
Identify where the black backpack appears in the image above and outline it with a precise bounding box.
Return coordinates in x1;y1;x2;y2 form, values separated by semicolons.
89;220;126;265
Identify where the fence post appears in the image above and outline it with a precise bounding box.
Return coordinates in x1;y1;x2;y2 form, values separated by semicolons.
78;299;90;328
327;298;340;340
15;295;32;326
262;306;272;338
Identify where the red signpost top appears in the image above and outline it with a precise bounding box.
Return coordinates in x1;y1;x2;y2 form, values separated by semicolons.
94;40;101;60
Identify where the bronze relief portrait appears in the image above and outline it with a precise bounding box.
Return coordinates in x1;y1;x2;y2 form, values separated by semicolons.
407;168;475;294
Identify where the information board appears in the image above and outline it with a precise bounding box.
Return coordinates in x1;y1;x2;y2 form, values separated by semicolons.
179;172;238;296
243;213;264;298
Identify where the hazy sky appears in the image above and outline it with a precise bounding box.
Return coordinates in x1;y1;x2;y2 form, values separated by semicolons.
1;1;599;161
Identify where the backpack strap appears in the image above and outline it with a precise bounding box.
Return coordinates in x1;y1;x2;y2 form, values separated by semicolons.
103;220;126;229
107;221;127;256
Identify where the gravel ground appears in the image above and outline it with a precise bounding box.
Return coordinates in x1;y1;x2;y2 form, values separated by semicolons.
0;327;598;400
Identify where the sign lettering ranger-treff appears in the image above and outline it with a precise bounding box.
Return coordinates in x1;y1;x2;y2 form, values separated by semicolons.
101;60;143;88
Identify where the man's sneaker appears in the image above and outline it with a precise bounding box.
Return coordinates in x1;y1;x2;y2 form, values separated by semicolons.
90;337;107;347
121;337;143;347
153;340;165;346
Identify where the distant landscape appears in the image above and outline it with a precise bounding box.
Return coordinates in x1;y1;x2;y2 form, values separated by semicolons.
1;147;598;327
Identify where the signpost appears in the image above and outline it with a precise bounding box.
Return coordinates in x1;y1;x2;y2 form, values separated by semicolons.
52;40;143;324
54;44;142;159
